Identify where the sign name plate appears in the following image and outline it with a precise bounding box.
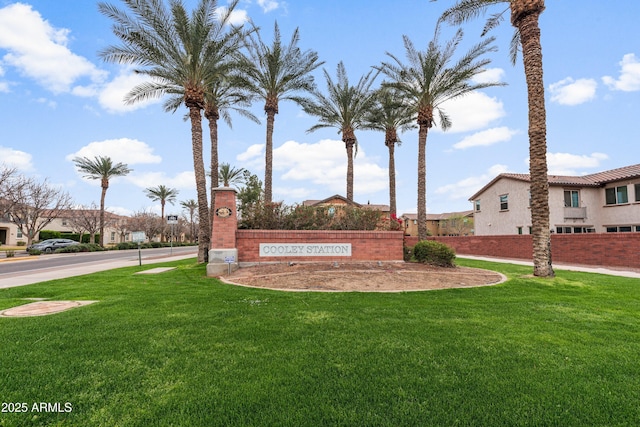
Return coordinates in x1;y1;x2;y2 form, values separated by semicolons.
259;243;352;257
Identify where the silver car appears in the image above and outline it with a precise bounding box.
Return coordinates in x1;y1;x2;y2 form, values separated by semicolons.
27;238;80;253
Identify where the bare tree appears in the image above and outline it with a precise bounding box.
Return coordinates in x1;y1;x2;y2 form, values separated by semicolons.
6;176;73;247
0;166;20;217
68;203;101;244
128;209;162;243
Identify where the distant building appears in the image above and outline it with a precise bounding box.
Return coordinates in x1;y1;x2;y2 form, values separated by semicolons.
469;164;640;235
302;195;390;214
400;211;474;237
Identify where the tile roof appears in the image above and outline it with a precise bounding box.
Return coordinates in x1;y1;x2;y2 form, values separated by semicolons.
469;163;640;200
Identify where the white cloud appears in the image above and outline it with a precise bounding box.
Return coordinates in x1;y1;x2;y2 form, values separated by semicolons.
257;0;280;13
66;138;162;165
215;6;249;25
603;53;640;92
549;77;597;105
237;139;388;197
98;69;162;113
273;186;314;200
126;170;195;190
453;127;518;150
435;164;510;201
435;92;505;133
544;152;608;175
472;67;505;84
0;146;34;171
0;3;106;94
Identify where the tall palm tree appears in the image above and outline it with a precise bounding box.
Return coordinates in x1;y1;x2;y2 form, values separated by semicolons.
378;28;503;241
438;0;554;277
73;155;131;247
299;62;378;201
239;21;323;202
166;72;259;224
145;185;179;242
98;0;245;263
180;199;198;243
363;88;416;217
218;163;246;188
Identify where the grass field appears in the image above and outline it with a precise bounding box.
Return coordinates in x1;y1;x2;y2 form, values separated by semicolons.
1;259;639;426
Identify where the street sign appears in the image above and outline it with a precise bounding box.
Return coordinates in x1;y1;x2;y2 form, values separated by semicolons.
131;231;146;243
167;215;178;225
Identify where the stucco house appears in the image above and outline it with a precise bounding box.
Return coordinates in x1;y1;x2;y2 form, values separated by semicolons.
401;211;474;237
302;195;390;214
469;164;640;235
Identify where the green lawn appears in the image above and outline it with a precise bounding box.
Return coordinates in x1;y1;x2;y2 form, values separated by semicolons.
1;259;639;426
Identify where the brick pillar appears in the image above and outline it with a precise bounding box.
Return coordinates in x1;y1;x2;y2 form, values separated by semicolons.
206;187;239;276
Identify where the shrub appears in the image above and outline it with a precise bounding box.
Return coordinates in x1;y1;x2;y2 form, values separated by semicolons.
239;201;385;231
6;250;15;258
28;249;42;256
412;240;456;267
39;230;62;240
16;241;26;247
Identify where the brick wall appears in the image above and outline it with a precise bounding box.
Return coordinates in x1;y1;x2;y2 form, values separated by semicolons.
404;234;640;270
237;230;404;262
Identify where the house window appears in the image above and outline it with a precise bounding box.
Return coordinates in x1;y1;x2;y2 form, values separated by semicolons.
564;190;580;207
635;184;640;202
605;226;632;232
517;226;523;235
499;194;508;211
528;226;532;234
605;186;628;205
474;200;481;212
556;227;572;234
62;219;68;226
17;228;22;238
111;232;116;241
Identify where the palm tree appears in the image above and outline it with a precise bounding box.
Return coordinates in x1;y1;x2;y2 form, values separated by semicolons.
72;155;131;247
378;28;503;241
239;22;323;202
363;88;416;217
438;0;554;278
180;199;198;243
299;62;378;201
98;0;245;263
145;185;179;242
218;163;246;188
166;72;259;225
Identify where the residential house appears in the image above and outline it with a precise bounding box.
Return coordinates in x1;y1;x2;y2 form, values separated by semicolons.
469;164;640;235
401;211;474;237
0;213;25;246
302;195;390;215
46;209;131;245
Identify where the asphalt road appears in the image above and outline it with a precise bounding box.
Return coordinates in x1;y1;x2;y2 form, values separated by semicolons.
0;246;198;288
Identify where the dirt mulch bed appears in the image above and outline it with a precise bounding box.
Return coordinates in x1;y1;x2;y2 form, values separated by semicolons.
220;262;506;292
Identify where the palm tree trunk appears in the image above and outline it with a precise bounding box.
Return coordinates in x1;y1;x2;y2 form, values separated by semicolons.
189;106;210;263
417;124;428;240
264;109;276;203
99;185;107;247
206;111;219;244
518;8;554;277
160;201;166;243
387;140;397;218
345;141;355;201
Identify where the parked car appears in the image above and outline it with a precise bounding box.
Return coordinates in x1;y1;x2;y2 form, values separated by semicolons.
27;238;80;253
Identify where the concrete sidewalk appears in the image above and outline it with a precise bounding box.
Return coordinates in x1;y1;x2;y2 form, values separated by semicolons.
460;255;640;279
0;253;196;289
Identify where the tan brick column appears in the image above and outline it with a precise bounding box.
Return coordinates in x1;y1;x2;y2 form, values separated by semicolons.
206;187;239;276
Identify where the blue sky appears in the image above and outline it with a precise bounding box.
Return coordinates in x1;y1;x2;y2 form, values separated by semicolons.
1;0;639;218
